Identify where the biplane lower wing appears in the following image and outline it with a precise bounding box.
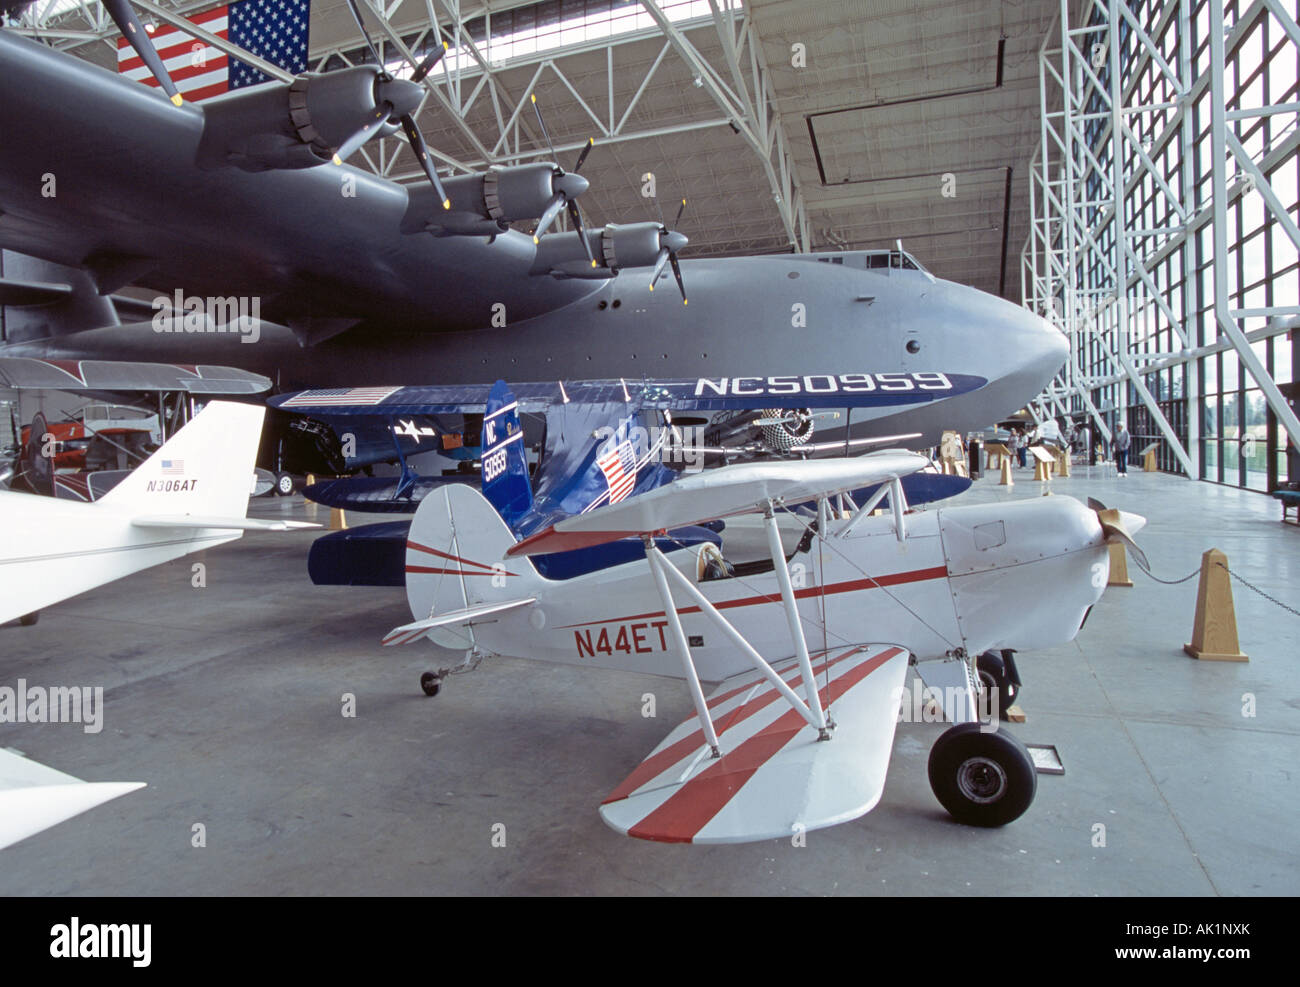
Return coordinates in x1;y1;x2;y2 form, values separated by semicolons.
600;644;910;844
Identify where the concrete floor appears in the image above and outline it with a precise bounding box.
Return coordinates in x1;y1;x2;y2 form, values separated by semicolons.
2;466;1297;896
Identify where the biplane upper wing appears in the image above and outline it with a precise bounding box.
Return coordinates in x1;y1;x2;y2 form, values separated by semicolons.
509;450;929;557
600;644;910;844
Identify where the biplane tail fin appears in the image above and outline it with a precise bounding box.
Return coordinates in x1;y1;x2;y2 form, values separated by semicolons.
402;482;545;649
480;380;534;528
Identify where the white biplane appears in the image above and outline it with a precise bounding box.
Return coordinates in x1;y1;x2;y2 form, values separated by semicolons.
384;452;1144;844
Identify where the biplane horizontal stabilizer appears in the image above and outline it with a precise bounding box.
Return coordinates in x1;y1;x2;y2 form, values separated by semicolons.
382;597;538;646
600;644;909;844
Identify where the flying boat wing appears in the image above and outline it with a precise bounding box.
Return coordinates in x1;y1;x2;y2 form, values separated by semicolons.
0;357;270;394
600;644;910;843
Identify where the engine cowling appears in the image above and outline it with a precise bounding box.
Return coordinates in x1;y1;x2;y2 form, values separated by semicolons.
402;163;589;236
198;66;410;170
598;222;665;270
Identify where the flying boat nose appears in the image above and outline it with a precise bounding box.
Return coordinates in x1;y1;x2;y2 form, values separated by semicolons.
999;295;1068;384
928;281;1068;423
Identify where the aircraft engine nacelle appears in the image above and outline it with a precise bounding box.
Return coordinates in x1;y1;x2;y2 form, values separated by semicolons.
528;222;673;278
404;164;580;237
597;222;664;270
198;67;408;171
934;496;1138;654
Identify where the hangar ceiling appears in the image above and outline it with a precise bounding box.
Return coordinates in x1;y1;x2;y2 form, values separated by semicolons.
8;0;1058;301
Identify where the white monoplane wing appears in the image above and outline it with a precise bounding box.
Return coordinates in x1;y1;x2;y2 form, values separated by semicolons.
0;748;144;851
130;516;319;531
600;644;910;844
509;451;928;557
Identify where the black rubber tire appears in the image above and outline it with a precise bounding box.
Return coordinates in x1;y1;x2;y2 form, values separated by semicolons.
976;650;1016;720
274;471;295;496
928;722;1037;827
420;672;442;697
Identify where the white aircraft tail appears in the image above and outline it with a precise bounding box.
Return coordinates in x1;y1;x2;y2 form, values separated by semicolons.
401;484;544;649
99;401;265;517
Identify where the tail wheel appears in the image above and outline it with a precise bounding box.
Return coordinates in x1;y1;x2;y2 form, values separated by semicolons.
420;672;442;697
759;408;814;453
275;471;295;496
928;722;1037;826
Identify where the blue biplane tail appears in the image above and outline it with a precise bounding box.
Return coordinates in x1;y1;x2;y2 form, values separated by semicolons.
481;380;535;528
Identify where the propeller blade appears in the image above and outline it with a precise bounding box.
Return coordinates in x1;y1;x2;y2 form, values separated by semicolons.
647;246;670;290
332;105;391;165
1095;506;1150;572
669;250;687;304
532;193;566;243
343;0;388;75
674;197;687;227
1087;497;1107;511
103;0;182;105
399;115;450;209
566;199;597;267
411;38;449;83
530;93;558;161
573;137;595;173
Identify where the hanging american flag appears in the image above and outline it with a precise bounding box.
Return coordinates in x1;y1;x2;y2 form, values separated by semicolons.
596;437;638;505
117;0;311;104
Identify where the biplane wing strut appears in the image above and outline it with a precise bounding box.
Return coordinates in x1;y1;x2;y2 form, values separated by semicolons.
639;499;831;758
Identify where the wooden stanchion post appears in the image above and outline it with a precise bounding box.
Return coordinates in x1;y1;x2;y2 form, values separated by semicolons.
999;458;1014;486
1184;549;1248;661
1058;449;1071;477
330;507;348;531
1107;542;1133;587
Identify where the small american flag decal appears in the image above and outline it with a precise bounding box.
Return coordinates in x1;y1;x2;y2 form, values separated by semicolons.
596;439;637;504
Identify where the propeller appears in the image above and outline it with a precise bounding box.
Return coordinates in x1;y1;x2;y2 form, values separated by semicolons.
103;0;182;106
1087;497;1149;572
529;94;597;267
647;198;688;304
338;0;451;209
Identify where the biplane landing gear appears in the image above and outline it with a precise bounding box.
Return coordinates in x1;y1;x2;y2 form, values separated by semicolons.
928;722;1037;827
976;649;1020;721
419;672;443;697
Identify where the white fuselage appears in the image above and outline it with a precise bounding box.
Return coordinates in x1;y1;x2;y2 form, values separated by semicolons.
425;495;1115;680
0;491;241;624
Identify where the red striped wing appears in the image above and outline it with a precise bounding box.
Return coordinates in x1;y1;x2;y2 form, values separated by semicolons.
599;644;910;844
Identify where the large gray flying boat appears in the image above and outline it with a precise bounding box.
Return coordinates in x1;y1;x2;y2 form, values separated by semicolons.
0;23;1066;446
